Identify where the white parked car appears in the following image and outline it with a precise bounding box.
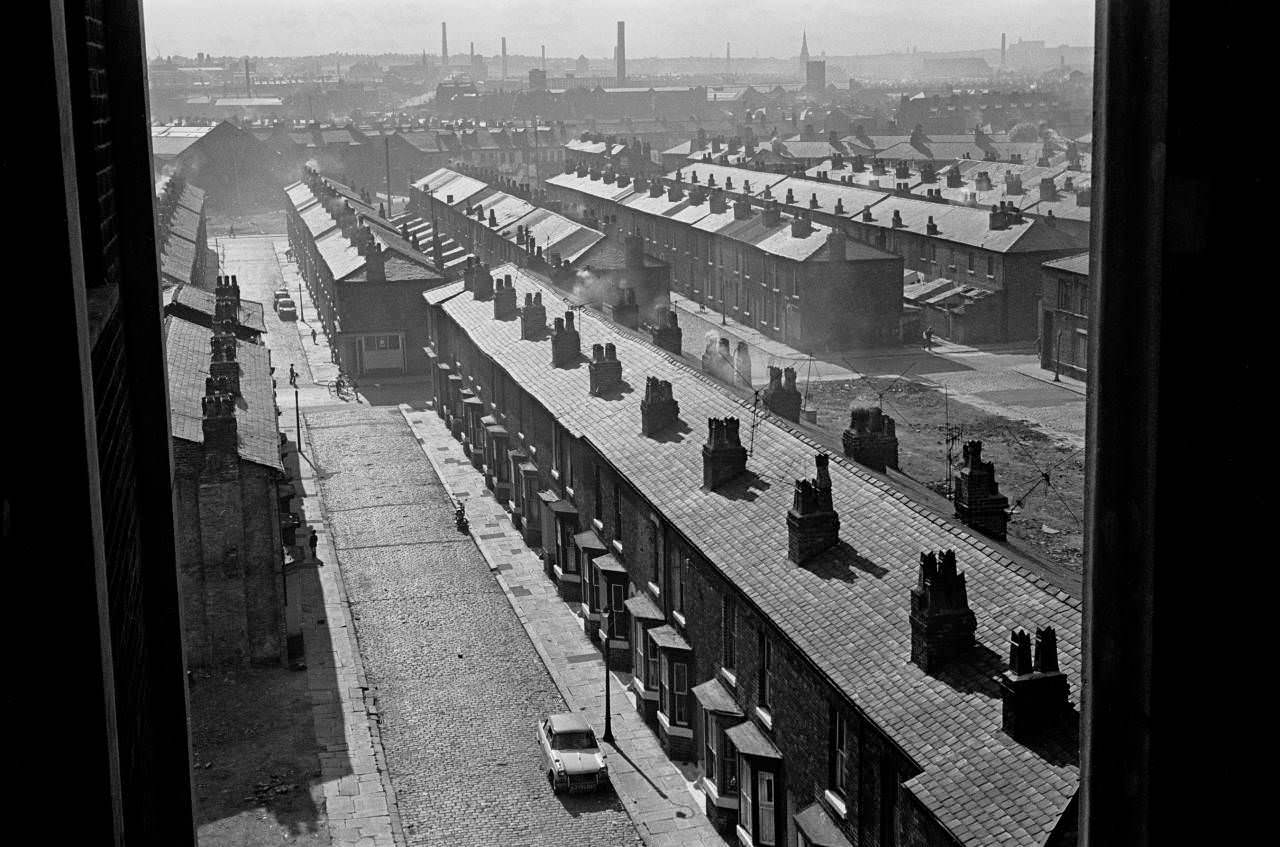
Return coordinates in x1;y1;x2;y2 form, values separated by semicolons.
537;712;608;794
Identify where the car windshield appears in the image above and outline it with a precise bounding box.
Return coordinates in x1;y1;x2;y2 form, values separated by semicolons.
552;730;597;750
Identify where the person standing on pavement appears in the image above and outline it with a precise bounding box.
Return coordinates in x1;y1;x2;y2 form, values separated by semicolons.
308;529;319;562
288;363;298;388
311;327;318;345
924;326;935;349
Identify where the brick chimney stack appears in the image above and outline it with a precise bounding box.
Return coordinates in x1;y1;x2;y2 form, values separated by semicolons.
588;342;623;395
201;389;239;455
609;287;639;329
650;308;682;354
214;274;241;325
787;453;840;564
520;291;547;339
493;275;517;319
909;549;977;672
703;417;748;489
1000;626;1071;739
953;440;1010;540
550;310;581;367
842;406;899;472
209;331;240;397
1039;177;1058;201
762;366;803;421
762;199;782;227
473;270;495;301
462;255;476;291
640;377;679;436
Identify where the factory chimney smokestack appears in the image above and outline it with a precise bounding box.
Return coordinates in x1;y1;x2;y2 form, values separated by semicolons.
1001;32;1006;66
442;22;449;67
616;21;626;87
244;57;251;98
502;37;508;80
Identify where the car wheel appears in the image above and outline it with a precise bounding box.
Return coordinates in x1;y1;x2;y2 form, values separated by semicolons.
547;770;562;794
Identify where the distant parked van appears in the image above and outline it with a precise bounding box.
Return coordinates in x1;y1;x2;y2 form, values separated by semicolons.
276;297;297;321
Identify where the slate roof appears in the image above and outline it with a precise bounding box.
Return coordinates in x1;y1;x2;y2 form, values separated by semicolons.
878;139;1044;165
285;181;320;212
177;184;207;213
467;188;537;231
545;171;638;204
164;284;267;334
164;315;281;472
437;263;1080;847
1043;252;1090;276
677;164;788;194
412;168;489;207
301;204;339;239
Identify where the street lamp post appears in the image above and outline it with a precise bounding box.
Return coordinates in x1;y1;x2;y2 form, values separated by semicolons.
1054;330;1064;382
601;609;615;743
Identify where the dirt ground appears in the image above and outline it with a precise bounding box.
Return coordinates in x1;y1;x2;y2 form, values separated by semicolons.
806;378;1085;579
189;666;329;846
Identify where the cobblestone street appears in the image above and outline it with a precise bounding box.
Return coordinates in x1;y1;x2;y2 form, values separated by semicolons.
305;404;643;847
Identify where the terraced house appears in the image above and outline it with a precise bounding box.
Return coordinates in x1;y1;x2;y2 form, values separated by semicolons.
283;168;447;376
546;163;905;350
154;173;210;289
408;167;672;324
549;161;1086;343
421;262;1080;847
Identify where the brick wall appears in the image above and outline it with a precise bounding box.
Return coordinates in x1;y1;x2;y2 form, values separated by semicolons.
173;441;283;666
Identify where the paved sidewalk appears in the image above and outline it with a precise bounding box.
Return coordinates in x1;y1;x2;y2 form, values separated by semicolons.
399;404;727;847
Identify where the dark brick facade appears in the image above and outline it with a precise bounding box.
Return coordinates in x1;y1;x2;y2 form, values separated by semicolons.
173;441;285;666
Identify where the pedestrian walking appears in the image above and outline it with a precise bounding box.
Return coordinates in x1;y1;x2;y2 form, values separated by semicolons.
308;529;319;562
229;224;235;238
924;326;935;350
288;363;298;388
311;327;318;345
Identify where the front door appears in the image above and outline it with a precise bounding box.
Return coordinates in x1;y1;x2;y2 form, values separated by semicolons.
757;770;776;846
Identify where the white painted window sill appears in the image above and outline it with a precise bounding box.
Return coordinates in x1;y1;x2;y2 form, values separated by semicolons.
719;668;737;689
657;711;694;737
823;789;848;819
754;706;773;731
552;565;580;583
700;776;740;809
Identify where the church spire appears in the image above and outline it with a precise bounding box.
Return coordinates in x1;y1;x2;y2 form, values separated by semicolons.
800;30;810;62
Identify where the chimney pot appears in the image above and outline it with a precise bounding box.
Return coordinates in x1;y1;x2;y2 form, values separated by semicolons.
909;549;977;672
954;439;1010;539
787;453;840;563
641;376;679;436
1000;625;1071;739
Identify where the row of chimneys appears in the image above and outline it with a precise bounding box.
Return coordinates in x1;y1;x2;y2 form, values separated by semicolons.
909;548;1070;738
202;275;245;456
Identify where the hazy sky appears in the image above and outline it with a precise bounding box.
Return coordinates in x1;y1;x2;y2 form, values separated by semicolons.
142;0;1094;59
